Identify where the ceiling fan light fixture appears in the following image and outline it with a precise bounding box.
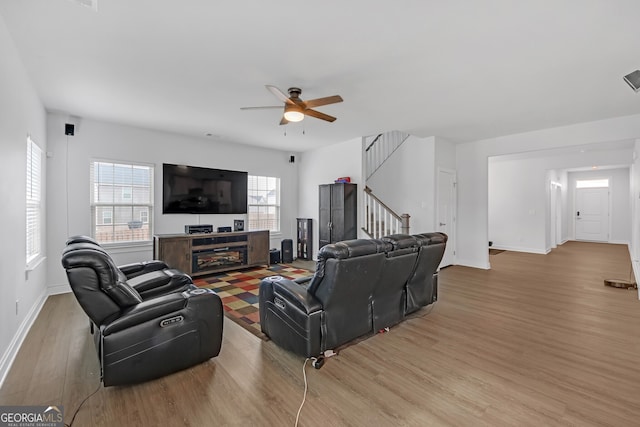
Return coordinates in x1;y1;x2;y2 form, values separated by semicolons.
283;105;304;122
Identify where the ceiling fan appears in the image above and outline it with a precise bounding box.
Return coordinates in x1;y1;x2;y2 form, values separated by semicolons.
241;85;343;125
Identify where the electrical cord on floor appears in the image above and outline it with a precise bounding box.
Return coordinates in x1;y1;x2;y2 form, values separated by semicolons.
294;350;337;427
294;358;310;427
64;382;102;427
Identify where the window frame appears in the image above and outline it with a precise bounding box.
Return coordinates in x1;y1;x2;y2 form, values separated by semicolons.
247;175;281;233
90;159;154;246
576;178;609;189
26;135;43;268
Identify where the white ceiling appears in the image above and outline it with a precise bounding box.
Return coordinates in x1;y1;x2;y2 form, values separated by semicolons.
3;0;640;152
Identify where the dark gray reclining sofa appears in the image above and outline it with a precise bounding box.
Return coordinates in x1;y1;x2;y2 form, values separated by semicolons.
259;232;447;357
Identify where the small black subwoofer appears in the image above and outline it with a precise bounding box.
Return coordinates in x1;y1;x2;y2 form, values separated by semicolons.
270;249;281;264
281;239;293;263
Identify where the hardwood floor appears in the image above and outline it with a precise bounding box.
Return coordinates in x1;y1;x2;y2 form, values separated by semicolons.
1;241;639;426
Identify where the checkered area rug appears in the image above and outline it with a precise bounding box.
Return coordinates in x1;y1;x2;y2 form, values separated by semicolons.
192;264;313;339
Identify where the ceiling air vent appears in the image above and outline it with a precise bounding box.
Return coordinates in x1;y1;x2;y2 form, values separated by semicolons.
67;0;98;11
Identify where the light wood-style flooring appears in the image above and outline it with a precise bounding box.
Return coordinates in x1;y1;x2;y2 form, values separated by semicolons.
1;241;639;426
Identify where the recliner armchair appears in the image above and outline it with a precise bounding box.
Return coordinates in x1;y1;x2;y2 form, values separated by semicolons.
61;242;224;386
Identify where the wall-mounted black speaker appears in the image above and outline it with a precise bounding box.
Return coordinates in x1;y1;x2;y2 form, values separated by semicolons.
65;123;75;136
289;155;295;163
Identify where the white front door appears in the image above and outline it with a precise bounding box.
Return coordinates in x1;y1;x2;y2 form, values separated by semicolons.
437;169;456;267
575;187;609;242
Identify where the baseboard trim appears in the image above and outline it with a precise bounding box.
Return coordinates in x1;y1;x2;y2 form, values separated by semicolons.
48;283;71;296
609;240;630;245
456;258;490;270
491;245;548;255
634;261;640;301
0;289;48;389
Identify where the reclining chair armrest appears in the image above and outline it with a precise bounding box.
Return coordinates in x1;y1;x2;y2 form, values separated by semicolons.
119;260;170;279
260;276;323;356
127;269;194;299
293;276;313;286
264;276;322;314
102;292;189;335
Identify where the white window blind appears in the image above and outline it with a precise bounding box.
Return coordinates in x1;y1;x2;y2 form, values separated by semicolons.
26;136;42;264
90;160;154;244
248;175;280;232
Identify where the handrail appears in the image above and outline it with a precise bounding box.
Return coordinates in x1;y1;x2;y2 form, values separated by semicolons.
364;130;410;181
362;186;410;238
365;133;383;152
364;186;402;221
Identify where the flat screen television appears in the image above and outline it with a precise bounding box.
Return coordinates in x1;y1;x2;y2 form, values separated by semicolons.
162;163;248;214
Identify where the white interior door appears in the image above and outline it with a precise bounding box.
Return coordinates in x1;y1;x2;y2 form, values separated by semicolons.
575;187;609;242
437;169;456;267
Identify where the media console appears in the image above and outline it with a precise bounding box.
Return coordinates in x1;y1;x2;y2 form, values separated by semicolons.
153;230;270;277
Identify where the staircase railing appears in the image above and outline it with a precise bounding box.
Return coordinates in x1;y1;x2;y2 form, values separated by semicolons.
362;186;410;239
363;130;410;181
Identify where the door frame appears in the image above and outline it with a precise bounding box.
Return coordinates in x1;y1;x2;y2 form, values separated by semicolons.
548;180;563;250
572;176;612;242
436;167;457;267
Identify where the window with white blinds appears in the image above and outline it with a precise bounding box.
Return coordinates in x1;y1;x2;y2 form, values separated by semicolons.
248;175;280;232
90;160;154;244
26;136;42;264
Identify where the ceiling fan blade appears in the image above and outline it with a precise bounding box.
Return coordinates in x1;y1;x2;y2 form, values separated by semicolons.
304;109;337;122
279;116;289;125
240;106;283;110
304;95;343;108
266;85;295;105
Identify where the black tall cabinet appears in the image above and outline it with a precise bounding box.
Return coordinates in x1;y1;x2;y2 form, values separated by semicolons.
318;183;357;249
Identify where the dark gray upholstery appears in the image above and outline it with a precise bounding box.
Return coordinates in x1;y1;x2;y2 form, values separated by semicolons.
64;236;191;298
259;232;447;357
66;235;169;279
61;242;224;386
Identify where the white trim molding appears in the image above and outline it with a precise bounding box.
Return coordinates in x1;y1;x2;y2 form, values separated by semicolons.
0;290;48;389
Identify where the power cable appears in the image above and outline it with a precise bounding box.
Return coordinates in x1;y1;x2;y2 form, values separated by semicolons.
294;358;310;427
64;382;101;427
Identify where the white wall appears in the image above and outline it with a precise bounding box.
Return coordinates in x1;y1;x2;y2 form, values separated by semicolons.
458;114;640;269
297;134;457;260
435;136;456;171
367;135;436;233
488;158;547;253
46;113;300;292
631;141;640;290
297;137;362;260
567;168;631;244
487;146;632;254
0;16;48;385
